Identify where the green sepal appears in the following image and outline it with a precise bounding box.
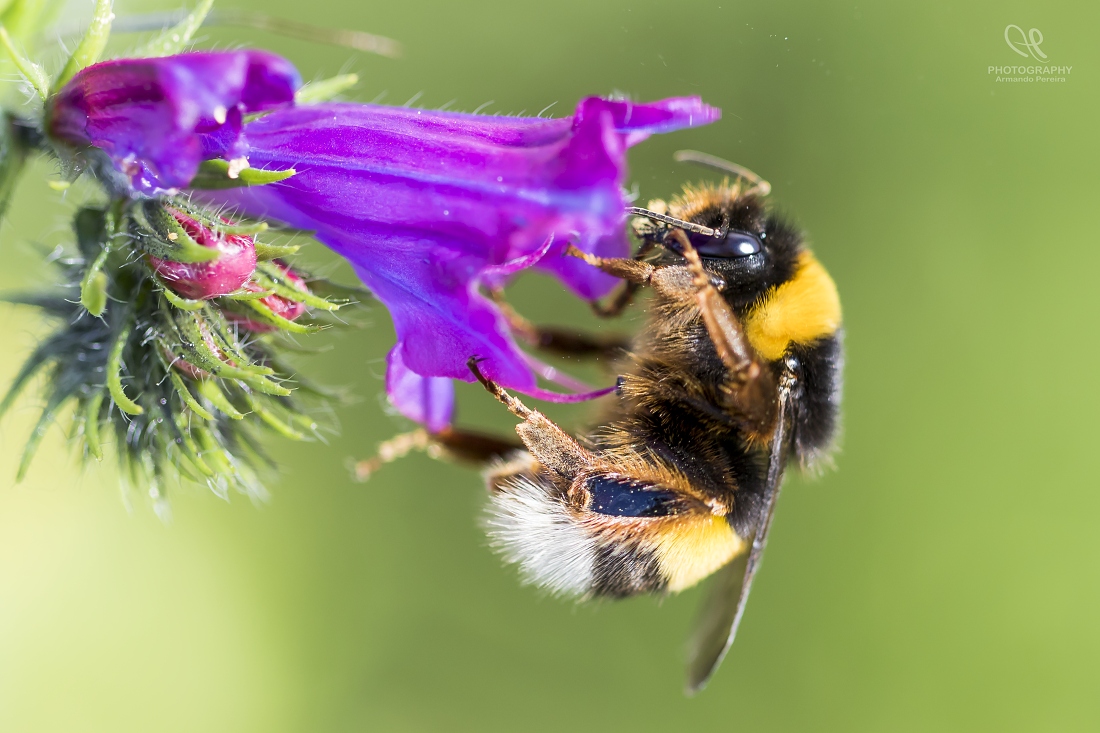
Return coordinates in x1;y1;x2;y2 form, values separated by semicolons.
224;287;275;301
213;220;268;236
133;203;220;263
0;114;30;219
53;0;113;93
196;378;244;419
131;0;213;57
238;388;306;440
80;268;108;316
295;73;358;105
158;278;206;311
167;369;214;420
17;379;79;481
169;309;265;380
167;311;291;396
305;277;372;303
76;206;116;315
107;319;143;415
0;333;53;417
83;388;106;461
222;297;324;334
198;304;274;375
0;24;48;100
168;411;215;477
255;261;343;311
193;424;237;473
188;159;296;190
254;241;300;260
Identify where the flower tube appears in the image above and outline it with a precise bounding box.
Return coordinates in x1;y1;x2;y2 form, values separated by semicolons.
214;96;720;426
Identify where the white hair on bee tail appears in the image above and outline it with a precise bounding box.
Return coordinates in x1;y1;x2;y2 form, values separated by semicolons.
483;473;596;597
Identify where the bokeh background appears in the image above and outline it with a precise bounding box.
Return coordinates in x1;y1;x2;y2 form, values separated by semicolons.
2;0;1099;730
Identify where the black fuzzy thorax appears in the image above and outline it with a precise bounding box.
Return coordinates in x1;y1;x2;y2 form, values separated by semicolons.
588;204;840;539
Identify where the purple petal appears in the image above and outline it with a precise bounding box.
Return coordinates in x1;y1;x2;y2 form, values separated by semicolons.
386;347;455;433
209;95;719;426
49;51;300;193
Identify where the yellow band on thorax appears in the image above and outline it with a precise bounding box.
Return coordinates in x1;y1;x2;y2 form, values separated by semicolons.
744;252;842;361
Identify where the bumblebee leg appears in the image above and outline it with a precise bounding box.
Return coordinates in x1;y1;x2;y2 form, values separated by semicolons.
582;239;661;318
666;229;778;437
490;291;630;359
467;357;594;479
431;426;524;463
354;426;523;480
565;244;657;319
354;428;432;480
591;280;644;319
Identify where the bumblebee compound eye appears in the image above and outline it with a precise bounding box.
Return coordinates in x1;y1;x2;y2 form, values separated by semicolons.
584;476;681;517
690;230;762;258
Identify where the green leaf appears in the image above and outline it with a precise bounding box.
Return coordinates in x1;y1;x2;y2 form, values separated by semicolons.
131;0;212;57
0;24;48;99
295;73;358;105
188;159;296;190
53;0;114;92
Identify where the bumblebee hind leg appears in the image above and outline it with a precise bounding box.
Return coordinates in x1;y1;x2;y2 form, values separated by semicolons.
354;426;522;480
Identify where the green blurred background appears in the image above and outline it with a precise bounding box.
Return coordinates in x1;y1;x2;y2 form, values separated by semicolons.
2;0;1099;730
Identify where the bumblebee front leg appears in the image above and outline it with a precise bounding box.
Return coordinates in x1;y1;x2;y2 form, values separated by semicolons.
467;357;594;480
665;229;778;439
565;244;656;318
490;291;630;359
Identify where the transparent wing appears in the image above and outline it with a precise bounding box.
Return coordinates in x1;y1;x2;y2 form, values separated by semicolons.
685;380;793;694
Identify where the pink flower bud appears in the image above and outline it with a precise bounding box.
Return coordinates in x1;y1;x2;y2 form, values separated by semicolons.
148;209;257;299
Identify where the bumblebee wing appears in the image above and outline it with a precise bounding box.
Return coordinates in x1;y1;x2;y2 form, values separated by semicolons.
685;381;793;694
685;543;751;694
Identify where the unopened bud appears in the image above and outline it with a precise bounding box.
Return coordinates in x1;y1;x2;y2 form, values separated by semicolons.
148;208;257;299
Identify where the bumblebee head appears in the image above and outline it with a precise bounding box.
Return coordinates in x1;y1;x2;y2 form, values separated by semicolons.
634;181;805;312
632;162;842;363
483;457;743;599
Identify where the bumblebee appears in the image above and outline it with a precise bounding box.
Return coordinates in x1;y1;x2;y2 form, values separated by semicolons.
361;151;843;692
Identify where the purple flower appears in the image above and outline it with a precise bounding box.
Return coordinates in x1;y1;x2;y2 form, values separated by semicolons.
48;50;300;193
214;96;719;427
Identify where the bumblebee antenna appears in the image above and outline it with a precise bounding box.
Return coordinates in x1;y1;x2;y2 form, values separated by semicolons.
626;207;719;238
674;150;771;196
